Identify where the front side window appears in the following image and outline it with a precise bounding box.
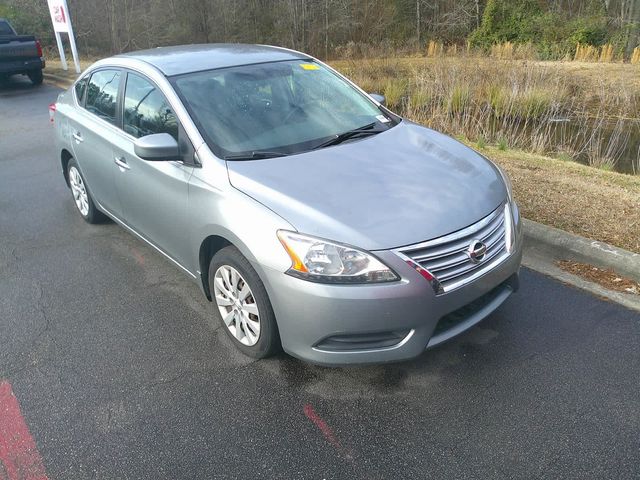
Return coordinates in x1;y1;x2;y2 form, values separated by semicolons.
172;60;393;158
85;70;121;125
123;73;178;140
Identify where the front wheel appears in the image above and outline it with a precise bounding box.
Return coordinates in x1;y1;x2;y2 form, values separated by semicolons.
27;69;43;86
209;246;281;359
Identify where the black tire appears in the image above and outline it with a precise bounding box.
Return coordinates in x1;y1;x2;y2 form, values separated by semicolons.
208;246;281;359
27;69;43;86
67;158;106;224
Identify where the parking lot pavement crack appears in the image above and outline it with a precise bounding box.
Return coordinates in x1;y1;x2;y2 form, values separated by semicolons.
32;283;52;342
146;368;215;389
0;362;33;379
9;246;19;263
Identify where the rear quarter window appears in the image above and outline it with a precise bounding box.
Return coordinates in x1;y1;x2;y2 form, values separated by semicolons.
74;77;88;105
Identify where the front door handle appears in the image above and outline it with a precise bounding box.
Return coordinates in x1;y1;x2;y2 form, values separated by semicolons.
72;131;83;143
114;156;130;170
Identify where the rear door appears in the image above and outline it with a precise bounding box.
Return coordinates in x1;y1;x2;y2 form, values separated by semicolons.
110;71;194;269
68;68;124;217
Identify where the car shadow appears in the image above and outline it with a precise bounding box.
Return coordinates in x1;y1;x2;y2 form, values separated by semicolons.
0;74;41;93
255;308;511;400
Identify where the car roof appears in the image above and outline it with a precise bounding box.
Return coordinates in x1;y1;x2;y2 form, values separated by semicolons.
114;44;311;76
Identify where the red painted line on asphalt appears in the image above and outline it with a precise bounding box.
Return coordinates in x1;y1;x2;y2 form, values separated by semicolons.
131;247;145;266
303;403;342;451
0;381;48;480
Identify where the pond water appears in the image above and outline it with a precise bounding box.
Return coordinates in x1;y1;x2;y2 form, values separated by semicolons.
502;116;640;174
439;112;639;174
549;117;640;174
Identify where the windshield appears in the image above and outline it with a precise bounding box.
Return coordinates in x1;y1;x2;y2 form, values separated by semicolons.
171;60;394;158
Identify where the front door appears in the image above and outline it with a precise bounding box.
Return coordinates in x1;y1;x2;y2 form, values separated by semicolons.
110;71;194;270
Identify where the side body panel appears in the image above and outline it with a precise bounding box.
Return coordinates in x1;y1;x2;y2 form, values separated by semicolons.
110;127;194;270
66;107;125;217
187;147;295;281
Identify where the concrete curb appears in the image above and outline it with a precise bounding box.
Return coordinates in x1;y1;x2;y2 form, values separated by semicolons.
522;218;640;312
523;219;640;282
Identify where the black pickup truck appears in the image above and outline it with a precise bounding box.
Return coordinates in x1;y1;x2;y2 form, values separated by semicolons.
0;18;45;85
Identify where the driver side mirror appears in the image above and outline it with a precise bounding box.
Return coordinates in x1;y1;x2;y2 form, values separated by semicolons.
369;93;386;106
134;133;181;161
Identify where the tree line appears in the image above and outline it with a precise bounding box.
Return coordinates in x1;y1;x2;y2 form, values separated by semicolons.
1;0;638;59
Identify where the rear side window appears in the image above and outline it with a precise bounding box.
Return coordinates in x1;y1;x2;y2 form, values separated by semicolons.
123;73;178;140
74;76;88;104
85;70;121;125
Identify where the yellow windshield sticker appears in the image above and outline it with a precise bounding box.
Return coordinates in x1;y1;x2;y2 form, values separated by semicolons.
300;63;319;70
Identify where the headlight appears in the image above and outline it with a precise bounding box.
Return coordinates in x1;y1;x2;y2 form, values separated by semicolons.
277;231;399;283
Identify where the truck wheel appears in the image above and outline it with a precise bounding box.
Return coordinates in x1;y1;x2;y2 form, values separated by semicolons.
28;69;43;86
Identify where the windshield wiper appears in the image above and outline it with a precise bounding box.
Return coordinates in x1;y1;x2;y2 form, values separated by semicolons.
223;151;290;161
311;122;383;150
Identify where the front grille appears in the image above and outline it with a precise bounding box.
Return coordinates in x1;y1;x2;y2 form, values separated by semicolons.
398;205;509;292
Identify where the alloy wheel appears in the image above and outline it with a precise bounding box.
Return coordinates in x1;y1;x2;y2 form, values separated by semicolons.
68;166;89;216
213;265;261;346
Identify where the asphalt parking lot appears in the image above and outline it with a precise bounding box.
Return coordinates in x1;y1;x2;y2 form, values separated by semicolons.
1;77;639;479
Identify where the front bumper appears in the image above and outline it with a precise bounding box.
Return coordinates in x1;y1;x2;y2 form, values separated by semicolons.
259;218;524;366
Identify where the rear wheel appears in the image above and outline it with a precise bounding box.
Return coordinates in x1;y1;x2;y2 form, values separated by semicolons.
209;246;281;359
27;69;43;86
67;158;106;224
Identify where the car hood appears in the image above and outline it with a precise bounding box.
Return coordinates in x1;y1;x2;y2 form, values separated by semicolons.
226;121;507;251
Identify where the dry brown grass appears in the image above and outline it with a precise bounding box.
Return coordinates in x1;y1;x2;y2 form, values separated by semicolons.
491;41;514;59
426;40;443;58
484;145;640;253
556;260;639;294
332;56;640;171
45;58;95;78
574;43;618;63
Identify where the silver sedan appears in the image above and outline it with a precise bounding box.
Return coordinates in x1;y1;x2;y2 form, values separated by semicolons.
52;44;523;365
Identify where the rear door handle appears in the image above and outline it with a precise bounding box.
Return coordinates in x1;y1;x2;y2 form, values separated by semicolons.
114;156;130;170
72;131;83;143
